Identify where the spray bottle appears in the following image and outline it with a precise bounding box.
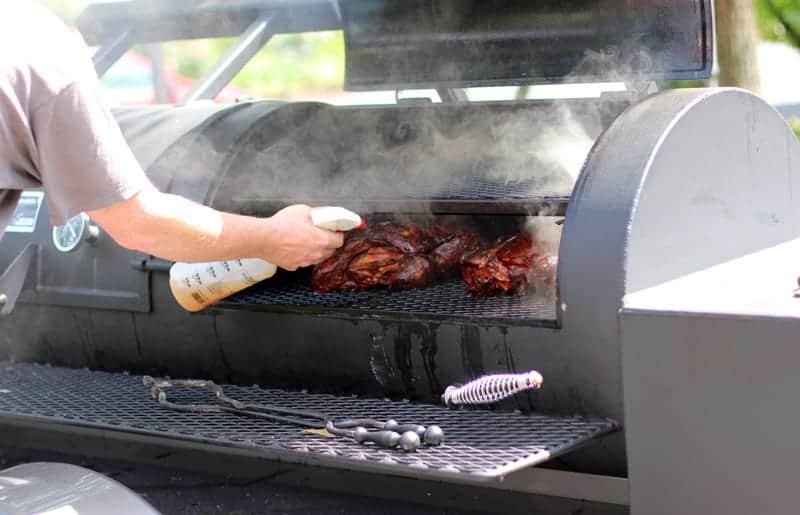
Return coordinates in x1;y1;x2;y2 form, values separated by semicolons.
169;206;363;312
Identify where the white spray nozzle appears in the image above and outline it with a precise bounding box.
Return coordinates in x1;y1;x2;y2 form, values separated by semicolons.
311;206;364;231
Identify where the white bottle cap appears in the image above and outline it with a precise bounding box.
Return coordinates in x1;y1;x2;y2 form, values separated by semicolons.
310;206;364;231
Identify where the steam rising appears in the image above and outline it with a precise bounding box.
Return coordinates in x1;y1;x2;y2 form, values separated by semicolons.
226;96;606;210
223;40;661;213
168;32;662;304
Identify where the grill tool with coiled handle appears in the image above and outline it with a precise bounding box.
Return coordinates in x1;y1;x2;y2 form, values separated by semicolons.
142;376;442;452
442;371;544;406
143;370;543;452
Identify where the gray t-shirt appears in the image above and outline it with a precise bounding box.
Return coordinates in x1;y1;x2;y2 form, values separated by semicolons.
0;2;149;240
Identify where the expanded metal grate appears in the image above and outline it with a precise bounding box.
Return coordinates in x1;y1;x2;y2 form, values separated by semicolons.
249;177;566;201
224;177;570;216
428;177;560;200
220;277;558;326
0;363;617;481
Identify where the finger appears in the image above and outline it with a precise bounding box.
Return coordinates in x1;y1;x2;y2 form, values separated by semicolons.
324;231;344;249
318;248;338;261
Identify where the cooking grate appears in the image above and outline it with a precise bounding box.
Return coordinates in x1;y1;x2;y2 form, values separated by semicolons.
0;362;617;481
219;277;558;326
429;177;559;200
224;177;569;216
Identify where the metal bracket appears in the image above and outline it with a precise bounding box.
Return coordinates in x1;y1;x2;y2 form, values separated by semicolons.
182;13;275;103
0;244;37;317
624;80;659;100
92;26;136;77
437;88;469;103
130;257;173;273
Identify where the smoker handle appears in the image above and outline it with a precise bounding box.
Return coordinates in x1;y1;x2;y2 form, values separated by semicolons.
0;243;37;317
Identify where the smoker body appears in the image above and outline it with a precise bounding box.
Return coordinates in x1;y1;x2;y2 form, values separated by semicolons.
3;87;799;480
3;1;800;513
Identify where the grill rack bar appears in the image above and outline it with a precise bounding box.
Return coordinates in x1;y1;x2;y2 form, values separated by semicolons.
219;276;558;327
215;175;571;216
229;197;569;216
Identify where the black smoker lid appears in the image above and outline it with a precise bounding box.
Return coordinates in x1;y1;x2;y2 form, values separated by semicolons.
341;0;714;89
79;1;713;90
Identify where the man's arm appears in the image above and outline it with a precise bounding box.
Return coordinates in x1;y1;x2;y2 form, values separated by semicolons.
87;185;343;270
13;5;343;269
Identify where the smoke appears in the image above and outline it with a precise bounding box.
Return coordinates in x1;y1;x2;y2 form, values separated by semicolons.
226;43;661;214
165;11;664;306
226;96;606;214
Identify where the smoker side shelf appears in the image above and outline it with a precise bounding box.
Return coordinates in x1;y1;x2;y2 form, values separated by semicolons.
0;362;618;482
217;278;559;327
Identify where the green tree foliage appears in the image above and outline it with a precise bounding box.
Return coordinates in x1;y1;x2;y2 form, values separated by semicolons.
163;33;344;98
757;0;800;45
757;1;800;138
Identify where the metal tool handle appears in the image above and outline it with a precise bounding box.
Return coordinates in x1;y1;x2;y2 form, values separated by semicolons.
384;421;443;447
326;422;399;449
332;419;442;447
353;427;402;448
383;420;425;436
442;370;544;405
326;422;421;452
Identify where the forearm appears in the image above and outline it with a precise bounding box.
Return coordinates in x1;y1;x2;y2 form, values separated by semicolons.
89;187;270;263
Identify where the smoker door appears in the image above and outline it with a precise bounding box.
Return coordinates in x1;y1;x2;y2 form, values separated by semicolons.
342;0;714;90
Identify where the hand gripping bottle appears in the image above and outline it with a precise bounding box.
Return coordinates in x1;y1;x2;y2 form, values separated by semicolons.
169;207;363;312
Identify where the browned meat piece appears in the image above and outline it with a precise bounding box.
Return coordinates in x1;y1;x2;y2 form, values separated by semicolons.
427;224;482;277
461;234;545;296
347;246;433;289
358;221;434;254
311;238;377;292
311;221;435;292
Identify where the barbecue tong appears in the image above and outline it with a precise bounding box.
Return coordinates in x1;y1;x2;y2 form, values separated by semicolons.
142;376;443;452
144;370;543;453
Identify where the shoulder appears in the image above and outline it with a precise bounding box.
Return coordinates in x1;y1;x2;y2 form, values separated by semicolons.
0;2;96;101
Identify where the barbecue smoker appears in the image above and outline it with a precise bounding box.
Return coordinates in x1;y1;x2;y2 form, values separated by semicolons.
1;1;800;514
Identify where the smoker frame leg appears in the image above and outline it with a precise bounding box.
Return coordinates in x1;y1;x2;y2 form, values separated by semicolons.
92;26;136;77
181;13;275;103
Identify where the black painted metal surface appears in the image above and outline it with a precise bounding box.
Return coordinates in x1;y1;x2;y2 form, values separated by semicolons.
0;363;617;481
79;1;712;90
221;276;558;326
342;0;714;89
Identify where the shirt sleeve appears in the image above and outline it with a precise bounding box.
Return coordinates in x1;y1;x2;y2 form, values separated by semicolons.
30;76;151;226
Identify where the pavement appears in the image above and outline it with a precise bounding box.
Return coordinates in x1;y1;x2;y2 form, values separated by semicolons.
0;447;487;515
